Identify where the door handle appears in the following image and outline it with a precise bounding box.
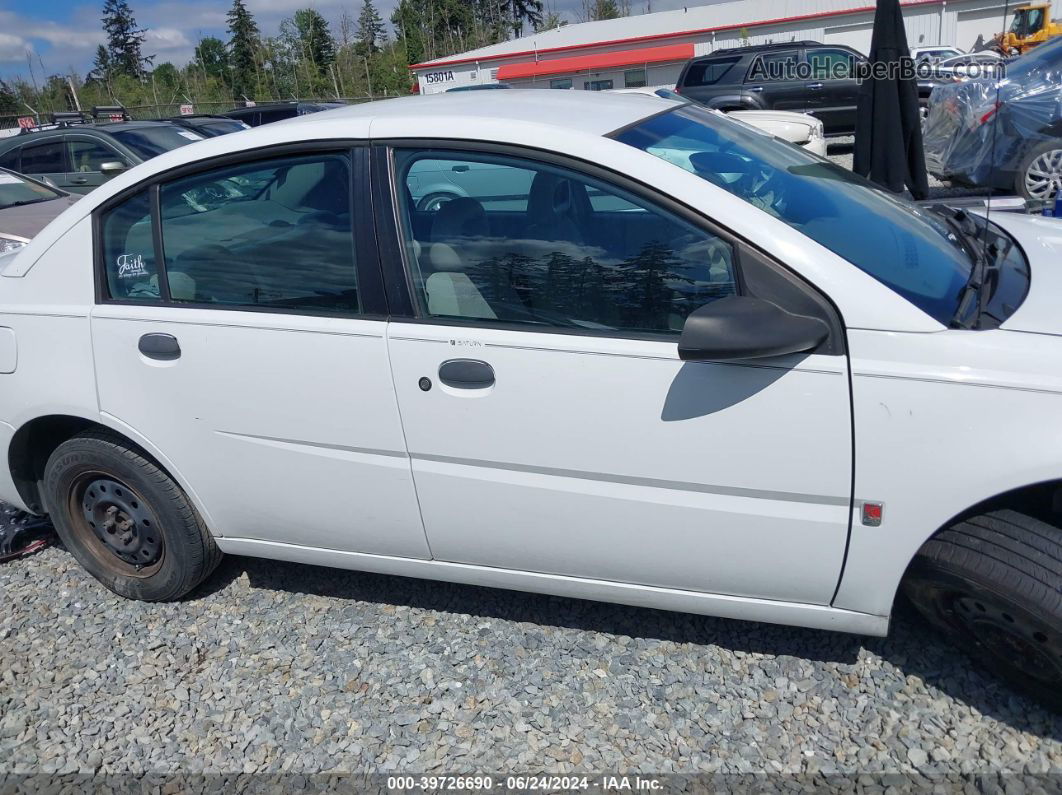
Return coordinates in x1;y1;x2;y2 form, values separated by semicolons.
70;176;89;185
138;333;181;361
747;85;764;92
808;82;825;90
438;359;494;389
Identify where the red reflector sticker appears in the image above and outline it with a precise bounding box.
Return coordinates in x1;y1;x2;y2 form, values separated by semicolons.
862;502;884;527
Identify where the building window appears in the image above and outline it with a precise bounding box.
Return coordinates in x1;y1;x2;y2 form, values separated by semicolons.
624;68;647;88
550;78;573;89
584;79;614;91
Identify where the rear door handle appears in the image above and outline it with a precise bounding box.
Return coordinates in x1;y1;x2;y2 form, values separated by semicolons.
138;333;181;361
438;359;495;389
808;82;825;90
747;85;764;92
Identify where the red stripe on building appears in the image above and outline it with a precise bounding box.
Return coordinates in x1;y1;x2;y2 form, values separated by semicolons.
412;0;944;69
496;43;695;79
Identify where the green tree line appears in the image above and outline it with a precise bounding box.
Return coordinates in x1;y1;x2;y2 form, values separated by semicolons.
0;0;616;121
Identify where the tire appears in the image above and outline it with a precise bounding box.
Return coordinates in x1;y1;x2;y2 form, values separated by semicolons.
43;430;222;601
1015;139;1062;203
903;510;1062;710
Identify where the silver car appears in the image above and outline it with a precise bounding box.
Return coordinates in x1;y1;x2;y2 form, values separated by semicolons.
0;168;79;254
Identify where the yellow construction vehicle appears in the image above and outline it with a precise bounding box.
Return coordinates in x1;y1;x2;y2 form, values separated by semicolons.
993;3;1062;56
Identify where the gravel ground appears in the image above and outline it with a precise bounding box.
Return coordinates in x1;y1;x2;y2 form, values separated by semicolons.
1;148;1058;784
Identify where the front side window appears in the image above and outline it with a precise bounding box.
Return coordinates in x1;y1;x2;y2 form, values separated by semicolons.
101;191;159;302
614;103;1025;325
158;153;358;312
809;49;856;80
69;139;126;172
20;140;65;174
394;149;736;336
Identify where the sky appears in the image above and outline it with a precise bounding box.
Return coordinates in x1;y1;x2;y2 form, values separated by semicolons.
0;0;710;82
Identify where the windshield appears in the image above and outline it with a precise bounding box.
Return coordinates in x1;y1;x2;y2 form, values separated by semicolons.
615;104;979;323
1004;33;1062;80
109;126;203;159
0;169;63;210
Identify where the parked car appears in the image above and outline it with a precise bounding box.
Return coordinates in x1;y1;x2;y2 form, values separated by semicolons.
0;167;79;253
675;41;867;135
165;114;252;138
924;36;1062;201
614;87;827;156
933;50;1005;79
1;90;1060;707
910;45;965;63
222;101;346;127
0;120;205;194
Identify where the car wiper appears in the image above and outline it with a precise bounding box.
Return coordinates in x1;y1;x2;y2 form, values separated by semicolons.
933;206;1002;329
3;198;52;209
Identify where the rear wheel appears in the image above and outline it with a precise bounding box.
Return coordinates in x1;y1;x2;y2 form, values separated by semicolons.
1016;140;1062;203
44;431;221;601
903;510;1062;710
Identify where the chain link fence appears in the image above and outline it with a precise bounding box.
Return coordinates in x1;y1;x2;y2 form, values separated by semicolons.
0;96;378;136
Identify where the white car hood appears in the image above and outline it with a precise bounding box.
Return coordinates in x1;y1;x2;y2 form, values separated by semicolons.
991;212;1062;335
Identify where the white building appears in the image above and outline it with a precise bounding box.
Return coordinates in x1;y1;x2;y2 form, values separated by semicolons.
412;0;1012;94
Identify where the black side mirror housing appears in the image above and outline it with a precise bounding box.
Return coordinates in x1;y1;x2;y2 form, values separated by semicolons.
678;296;829;362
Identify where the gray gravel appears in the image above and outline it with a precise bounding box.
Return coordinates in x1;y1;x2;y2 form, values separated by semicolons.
1;542;1060;778
0;151;1058;781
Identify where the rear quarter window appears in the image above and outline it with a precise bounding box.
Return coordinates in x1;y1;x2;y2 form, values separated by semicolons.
681;57;742;87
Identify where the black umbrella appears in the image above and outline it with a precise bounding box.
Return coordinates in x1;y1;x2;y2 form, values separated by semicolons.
853;0;930;200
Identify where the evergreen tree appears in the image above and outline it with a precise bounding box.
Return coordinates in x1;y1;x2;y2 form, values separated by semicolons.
356;0;387;54
87;45;113;85
292;8;336;73
227;0;260;99
507;0;543;37
101;0;151;78
587;0;620;20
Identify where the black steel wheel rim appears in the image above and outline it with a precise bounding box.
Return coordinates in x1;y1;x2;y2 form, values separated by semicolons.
947;591;1062;685
70;474;164;576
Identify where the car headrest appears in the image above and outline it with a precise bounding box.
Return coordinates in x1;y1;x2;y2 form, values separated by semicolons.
431;197;489;241
527;173;590;227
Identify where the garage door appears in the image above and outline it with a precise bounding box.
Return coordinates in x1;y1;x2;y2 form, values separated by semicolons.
824;23;874;57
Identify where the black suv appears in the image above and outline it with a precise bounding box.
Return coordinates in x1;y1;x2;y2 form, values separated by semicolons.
675;41;867;135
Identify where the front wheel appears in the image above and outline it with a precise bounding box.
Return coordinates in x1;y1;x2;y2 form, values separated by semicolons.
44;431;222;601
903;510;1062;711
1015;140;1062;203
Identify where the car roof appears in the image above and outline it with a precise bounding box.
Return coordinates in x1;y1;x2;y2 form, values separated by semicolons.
290;91;666;137
0;119;180;146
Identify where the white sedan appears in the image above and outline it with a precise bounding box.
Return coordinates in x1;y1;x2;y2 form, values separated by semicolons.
0;91;1059;707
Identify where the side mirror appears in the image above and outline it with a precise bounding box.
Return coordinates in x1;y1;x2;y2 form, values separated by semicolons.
100;161;127;176
678;296;828;362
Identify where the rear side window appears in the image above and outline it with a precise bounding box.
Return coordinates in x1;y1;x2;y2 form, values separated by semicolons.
158;153;358;312
20;140;66;174
747;51;801;82
100;191;160;302
99;153;359;313
0;148;19;171
681;57;741;87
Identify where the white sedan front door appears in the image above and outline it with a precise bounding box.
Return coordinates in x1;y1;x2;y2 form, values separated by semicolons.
383;146;853;605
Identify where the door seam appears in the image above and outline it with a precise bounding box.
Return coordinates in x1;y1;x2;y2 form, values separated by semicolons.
383;326;435;559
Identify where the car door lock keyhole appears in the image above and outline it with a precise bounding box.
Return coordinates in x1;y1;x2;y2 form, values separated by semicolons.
418;377;433;392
